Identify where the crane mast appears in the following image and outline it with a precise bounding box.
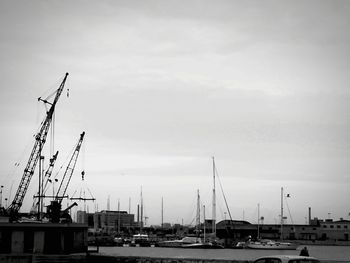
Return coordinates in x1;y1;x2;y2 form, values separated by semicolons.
55;131;85;204
7;73;69;215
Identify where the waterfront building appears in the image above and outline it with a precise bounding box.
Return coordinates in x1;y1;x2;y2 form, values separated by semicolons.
162;223;171;229
319;219;350;241
216;218;350;244
216;220;255;240
76;210;94;228
93;210;135;234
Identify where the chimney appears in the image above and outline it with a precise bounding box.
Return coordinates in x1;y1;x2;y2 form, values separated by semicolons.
308;207;311;225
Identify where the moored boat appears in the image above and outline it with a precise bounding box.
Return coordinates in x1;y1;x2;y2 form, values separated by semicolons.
246;239;299;250
157;236;201;248
246;187;299;250
131;234;151;247
181;241;224;249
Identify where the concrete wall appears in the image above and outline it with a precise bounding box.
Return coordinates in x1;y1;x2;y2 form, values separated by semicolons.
0;223;88;255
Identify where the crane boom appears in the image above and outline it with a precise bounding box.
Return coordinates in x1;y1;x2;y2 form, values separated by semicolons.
43;151;59;193
55;131;85;204
30;151;59;213
7;73;69;215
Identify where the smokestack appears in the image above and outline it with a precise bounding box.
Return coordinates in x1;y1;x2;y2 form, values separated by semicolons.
308;207;311;225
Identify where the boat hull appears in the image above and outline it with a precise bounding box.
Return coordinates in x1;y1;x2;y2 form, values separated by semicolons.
158;237;202;248
182;242;224;249
246;241;298;250
157;241;183;248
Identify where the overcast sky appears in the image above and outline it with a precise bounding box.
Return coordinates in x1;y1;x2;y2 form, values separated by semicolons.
1;0;350;226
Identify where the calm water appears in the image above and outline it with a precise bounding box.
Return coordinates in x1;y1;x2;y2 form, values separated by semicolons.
97;245;350;262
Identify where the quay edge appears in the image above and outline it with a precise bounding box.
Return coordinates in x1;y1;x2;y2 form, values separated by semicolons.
0;252;348;263
86;255;348;263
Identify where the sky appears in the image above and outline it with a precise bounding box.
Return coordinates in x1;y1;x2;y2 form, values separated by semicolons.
0;0;350;226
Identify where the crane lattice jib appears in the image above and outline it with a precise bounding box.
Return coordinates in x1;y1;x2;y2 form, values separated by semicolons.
31;151;59;212
55;131;85;204
7;73;69;214
43;151;59;193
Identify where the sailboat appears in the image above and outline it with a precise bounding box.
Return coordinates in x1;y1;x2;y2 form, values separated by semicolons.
131;187;151;247
159;158;224;249
181;158;224;249
246;187;299;250
158;190;203;248
181;204;223;249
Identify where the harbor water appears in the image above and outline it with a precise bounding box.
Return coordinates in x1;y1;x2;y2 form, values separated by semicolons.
96;245;350;262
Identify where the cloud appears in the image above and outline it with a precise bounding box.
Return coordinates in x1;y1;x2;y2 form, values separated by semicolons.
1;0;350;224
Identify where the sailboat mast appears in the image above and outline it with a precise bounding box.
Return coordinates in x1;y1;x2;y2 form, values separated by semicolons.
257;203;260;239
161;197;164;228
117;199;120;234
203;205;206;242
140;186;143;233
196;189;200;234
280;187;283;240
212;157;216;236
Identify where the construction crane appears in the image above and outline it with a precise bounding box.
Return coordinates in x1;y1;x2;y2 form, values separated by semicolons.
30;151;59;214
43;151;59;193
7;73;69;218
46;132;85;223
55;131;85;204
70;170;96;212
